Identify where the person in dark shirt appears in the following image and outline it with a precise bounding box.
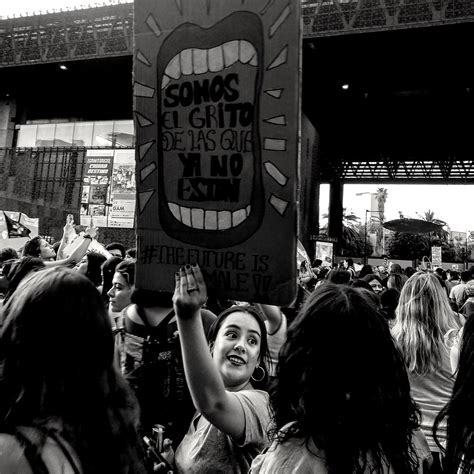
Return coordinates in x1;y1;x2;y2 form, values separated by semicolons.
114;286;216;448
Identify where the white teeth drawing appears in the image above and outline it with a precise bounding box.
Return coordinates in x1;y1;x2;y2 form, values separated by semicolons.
165;54;181;79
180;48;193;75
168;203;252;230
192;48;207;74
223;40;239;68
208;45;224;72
161;40;258;89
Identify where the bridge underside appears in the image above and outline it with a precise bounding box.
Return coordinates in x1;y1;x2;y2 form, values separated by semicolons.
303;22;474;183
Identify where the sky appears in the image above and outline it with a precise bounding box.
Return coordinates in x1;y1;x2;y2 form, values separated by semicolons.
320;184;474;233
0;0;131;18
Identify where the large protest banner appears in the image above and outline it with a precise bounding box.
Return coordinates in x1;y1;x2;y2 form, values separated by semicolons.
134;0;301;304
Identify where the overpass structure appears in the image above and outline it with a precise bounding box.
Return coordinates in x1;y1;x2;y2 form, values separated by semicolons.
1;1;472;67
0;0;473;245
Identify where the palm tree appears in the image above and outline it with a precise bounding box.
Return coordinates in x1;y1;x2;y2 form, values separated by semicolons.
421;209;449;242
375;188;388;255
321;208;360;242
320;209;369;257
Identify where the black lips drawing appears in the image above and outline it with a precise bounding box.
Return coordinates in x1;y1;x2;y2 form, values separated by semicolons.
157;11;265;249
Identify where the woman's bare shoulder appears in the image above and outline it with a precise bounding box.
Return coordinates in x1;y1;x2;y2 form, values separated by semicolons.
0;433;34;473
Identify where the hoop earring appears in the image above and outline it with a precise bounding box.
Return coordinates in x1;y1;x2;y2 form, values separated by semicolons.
251;365;265;383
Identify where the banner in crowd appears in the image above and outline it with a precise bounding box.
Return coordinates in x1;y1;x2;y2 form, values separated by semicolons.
315;241;334;267
80;149;136;229
296;240;311;266
134;0;301;304
0;211;39;251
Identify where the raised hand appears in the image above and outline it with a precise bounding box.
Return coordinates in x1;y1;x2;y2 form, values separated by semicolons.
173;264;207;319
63;214;75;237
84;224;99;239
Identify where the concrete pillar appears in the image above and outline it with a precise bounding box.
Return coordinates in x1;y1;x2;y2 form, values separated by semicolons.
0;96;16;148
299;114;321;261
328;180;343;249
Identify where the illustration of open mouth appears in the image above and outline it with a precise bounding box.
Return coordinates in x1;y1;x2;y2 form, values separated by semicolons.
157;12;265;249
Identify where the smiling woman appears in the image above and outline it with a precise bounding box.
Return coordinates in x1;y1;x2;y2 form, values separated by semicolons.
171;264;271;473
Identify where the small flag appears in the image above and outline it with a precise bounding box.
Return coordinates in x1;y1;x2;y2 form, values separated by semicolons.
4;212;31;238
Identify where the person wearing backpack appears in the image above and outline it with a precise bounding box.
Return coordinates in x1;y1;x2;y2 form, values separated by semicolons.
114;285;216;451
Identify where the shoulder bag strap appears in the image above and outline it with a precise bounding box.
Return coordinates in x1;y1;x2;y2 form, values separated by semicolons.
46;430;82;474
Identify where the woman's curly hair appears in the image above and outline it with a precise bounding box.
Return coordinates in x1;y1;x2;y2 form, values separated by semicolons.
271;283;420;473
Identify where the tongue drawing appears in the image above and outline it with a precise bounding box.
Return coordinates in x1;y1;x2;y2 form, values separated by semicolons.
157;11;265;249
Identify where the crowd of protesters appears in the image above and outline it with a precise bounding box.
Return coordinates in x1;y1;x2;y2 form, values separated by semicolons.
0;225;473;473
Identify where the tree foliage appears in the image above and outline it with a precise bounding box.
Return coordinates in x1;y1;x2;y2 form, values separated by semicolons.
321;209;372;259
387;231;464;262
386;232;430;260
340;223;373;258
420;209;449;242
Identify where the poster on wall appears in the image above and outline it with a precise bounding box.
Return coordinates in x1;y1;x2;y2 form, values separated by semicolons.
80;150;113;227
134;0;301;304
315;241;334;267
109;149;136;228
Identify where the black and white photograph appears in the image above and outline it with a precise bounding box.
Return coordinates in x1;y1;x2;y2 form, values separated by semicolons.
1;1;473;473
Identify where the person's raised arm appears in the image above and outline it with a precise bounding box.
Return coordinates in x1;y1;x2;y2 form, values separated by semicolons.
173;265;247;441
255;304;283;335
56;214;76;260
43;225;97;267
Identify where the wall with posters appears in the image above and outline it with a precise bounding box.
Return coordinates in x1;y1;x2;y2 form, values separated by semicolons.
109;149;136;228
80;149;136;229
134;0;301;304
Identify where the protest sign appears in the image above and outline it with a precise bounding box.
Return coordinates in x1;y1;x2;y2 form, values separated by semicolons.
134;0;300;304
315;241;334;267
431;246;442;268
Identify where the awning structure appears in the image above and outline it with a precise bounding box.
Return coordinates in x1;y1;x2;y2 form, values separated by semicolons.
383;218;444;234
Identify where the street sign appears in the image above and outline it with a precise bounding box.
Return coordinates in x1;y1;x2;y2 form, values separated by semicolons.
431;246;442;267
310;234;338;243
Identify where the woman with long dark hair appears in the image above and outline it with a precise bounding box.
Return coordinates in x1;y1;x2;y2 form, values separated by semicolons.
434;315;474;473
22;223;97;268
100;255;123;305
0;267;146;473
2;256;45;304
251;283;430;473
172;264;272;473
75;251;107;288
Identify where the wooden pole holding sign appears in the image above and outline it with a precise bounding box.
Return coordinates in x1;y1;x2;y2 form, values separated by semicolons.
134;0;301;305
